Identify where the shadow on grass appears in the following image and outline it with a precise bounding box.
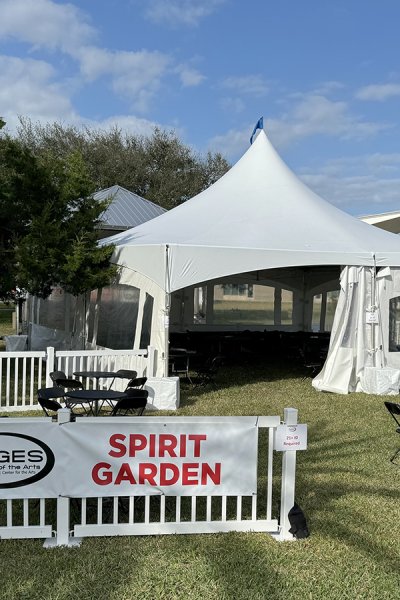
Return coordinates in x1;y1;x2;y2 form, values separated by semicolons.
0;533;288;600
293;418;400;577
179;360;307;408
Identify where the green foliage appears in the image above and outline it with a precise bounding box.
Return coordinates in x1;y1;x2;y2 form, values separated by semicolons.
1;116;229;300
0;132;117;300
16;119;230;210
1;116;229;301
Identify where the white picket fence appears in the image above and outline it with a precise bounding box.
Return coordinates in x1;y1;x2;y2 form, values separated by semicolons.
0;409;300;545
0;346;156;412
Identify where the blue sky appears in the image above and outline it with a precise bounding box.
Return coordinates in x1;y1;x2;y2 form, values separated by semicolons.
1;0;400;216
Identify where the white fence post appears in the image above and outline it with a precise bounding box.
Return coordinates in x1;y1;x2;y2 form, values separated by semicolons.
45;408;81;548
279;407;298;540
148;345;156;377
55;409;72;546
46;346;55;387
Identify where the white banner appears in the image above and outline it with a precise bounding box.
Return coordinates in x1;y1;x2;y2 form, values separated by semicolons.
0;421;62;499
61;420;258;497
0;418;258;498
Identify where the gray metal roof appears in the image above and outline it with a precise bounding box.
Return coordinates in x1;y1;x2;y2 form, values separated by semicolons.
95;185;166;230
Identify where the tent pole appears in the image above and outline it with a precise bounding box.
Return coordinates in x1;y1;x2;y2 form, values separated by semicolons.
83;293;88;350
15;299;20;335
163;245;171;378
371;257;377;368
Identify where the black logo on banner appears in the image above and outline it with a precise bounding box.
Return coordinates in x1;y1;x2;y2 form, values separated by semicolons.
0;433;55;489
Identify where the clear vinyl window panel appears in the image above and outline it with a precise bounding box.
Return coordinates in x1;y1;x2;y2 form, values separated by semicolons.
38;288;76;331
312;290;339;332
213;284;276;325
222;284;254;297
325;291;339;332
311;295;322;332
194;286;207;324
87;289;99;344
389;296;400;352
281;289;293;325
97;284;140;349
139;293;154;349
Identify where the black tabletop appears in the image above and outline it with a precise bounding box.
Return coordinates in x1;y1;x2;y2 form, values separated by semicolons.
64;389;127;416
73;371;117;379
65;389;127;400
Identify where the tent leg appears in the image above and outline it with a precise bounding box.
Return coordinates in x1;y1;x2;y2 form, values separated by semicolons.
163;294;170;378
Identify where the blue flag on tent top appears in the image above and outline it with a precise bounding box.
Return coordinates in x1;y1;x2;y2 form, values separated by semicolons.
250;117;264;144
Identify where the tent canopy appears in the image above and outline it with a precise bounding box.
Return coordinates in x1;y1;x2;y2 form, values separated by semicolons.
105;131;400;293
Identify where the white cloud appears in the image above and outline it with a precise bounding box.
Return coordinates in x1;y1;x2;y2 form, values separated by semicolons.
0;0;173;112
300;170;400;215
220;97;245;113
80;114;183;142
0;53;172;138
308;153;400;178
355;83;400;101
84;114;160;138
208;127;250;158
294;153;400;214
0;55;77;130
311;81;345;95
221;75;269;97
176;65;206;87
267;95;389;148
78;47;169;82
78;46;171;111
141;0;226;26
209;94;389;160
0;0;95;54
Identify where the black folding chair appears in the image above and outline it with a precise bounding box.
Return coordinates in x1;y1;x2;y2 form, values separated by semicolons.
194;355;223;388
299;343;324;380
50;370;83;390
125;376;147;390
384;401;400;463
111;389;148;416
109;369;138;388
169;348;192;383
37;387;66;417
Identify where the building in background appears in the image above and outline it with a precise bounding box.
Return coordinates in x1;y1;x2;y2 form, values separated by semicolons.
94;185;166;239
360;211;400;234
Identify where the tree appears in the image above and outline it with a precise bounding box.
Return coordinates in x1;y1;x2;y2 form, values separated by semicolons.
16;119;230;210
0;127;117;301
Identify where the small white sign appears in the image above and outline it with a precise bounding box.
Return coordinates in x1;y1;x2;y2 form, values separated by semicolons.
366;311;379;324
274;424;307;451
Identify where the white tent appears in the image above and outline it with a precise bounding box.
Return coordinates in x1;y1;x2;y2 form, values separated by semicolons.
99;130;400;391
108;131;400;290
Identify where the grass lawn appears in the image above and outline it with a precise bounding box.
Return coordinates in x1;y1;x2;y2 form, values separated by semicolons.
0;360;399;600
